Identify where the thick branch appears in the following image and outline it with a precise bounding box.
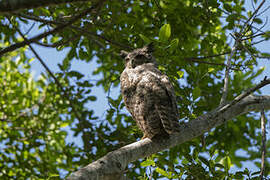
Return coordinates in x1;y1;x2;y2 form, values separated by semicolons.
67;80;270;179
0;0;92;13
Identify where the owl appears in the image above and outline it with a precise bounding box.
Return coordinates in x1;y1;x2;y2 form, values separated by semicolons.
120;43;180;139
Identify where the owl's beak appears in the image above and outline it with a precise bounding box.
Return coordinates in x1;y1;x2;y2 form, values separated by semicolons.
120;50;128;59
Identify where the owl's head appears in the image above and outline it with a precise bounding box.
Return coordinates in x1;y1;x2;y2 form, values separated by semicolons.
120;43;156;68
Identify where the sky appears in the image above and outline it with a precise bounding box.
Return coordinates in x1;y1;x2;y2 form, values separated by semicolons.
23;0;270;177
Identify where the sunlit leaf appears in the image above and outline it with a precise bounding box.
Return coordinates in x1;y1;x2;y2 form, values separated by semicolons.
159;24;171;42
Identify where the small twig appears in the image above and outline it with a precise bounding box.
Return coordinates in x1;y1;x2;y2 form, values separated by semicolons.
184;51;248;69
153;0;164;14
243;1;266;36
257;5;270;17
241;0;266;34
107;82;113;109
0;1;105;57
254;55;270;60
251;16;268;36
24;22;35;36
251;0;256;11
184;51;230;60
260;110;266;180
238;19;265;34
149;165;153;180
218;77;270;114
251;39;267;46
241;32;266;41
170;51;242;70
230;34;256;60
219;0;266;106
16;12;132;50
219;40;237;106
34;35;80;48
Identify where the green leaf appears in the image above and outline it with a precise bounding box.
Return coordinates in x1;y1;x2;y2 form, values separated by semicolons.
61;57;71;71
234;172;244;178
198;156;209;167
79;49;89;60
208;67;215;73
253;18;262;24
50;36;59;43
262;31;270;40
260;52;270;57
220;156;232;172
60;122;69;128
155;167;170;178
88;96;97;101
170;38;179;50
251;171;261;176
192;87;201;100
159;24;171;42
214;163;225;169
139;34;151;43
68;71;84;79
47;174;60;179
140;159;155;167
177;71;184;78
223;3;232;12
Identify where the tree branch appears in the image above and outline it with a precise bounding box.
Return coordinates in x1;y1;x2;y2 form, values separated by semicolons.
67;79;270;180
0;1;105;57
260;110;266;179
16;12;133;50
0;0;92;13
34;35;80;48
219;41;237;106
219;0;266;106
181;52;243;70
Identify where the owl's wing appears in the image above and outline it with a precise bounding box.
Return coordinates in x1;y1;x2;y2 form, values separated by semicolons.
120;70;136;119
152;74;180;134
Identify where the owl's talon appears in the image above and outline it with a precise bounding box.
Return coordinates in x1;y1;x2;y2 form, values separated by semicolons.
141;135;147;139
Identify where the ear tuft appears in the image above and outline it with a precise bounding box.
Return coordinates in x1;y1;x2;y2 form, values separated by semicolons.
120;50;129;59
145;42;154;53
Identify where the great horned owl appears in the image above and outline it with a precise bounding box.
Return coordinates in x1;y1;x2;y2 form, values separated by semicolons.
120;43;180;139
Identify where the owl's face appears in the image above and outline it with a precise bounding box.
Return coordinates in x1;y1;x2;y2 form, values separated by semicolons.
120;43;156;69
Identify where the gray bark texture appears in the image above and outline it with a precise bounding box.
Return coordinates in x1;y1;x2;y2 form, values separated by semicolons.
67;94;270;180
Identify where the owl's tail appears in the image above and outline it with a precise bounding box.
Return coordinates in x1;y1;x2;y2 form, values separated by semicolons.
155;104;180;135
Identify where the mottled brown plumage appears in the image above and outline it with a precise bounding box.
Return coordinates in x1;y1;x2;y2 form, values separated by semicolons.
120;43;180;139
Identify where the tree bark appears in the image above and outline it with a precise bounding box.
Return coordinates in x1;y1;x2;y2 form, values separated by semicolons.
0;0;91;13
67;94;270;180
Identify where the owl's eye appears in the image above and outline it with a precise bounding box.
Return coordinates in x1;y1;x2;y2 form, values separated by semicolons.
135;54;145;59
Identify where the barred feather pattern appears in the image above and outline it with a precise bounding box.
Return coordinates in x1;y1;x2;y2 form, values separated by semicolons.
120;45;180;139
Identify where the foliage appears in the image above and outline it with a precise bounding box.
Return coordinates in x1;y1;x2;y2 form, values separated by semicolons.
0;0;269;179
